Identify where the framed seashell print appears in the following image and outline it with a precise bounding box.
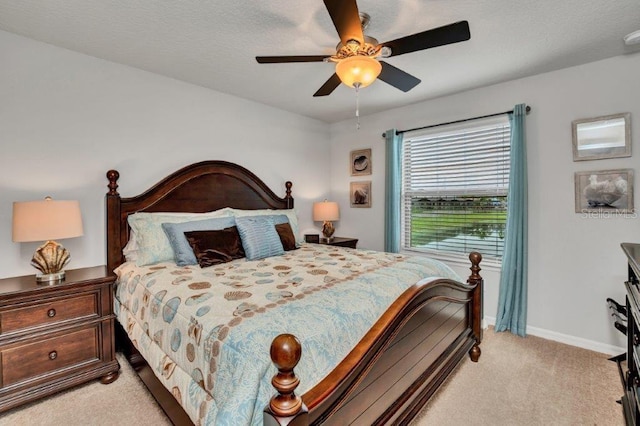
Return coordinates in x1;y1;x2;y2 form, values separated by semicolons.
350;181;371;208
350;148;372;176
575;169;634;214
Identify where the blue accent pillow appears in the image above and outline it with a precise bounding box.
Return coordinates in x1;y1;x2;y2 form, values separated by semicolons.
239;214;289;225
230;208;303;247
235;216;285;261
162;217;237;266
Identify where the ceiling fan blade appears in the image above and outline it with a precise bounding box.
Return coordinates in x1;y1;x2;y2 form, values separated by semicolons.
378;61;421;92
381;21;470;57
323;0;364;46
256;55;328;64
313;73;342;97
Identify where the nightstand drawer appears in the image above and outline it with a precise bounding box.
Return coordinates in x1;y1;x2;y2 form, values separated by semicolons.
0;293;98;335
1;326;99;387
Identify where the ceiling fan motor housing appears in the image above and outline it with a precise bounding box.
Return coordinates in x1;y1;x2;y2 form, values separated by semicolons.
334;36;380;60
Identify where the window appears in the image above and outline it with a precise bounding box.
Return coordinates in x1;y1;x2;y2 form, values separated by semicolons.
402;115;511;261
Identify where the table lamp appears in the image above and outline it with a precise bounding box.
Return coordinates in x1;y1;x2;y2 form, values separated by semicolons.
313;200;339;242
12;197;84;283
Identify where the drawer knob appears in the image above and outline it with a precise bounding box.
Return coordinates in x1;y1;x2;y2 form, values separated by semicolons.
47;308;56;318
49;351;57;360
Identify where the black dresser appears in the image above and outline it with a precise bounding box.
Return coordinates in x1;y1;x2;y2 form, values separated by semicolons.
622;243;640;425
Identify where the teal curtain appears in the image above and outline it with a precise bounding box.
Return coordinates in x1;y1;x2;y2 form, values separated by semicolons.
495;104;528;336
384;129;402;253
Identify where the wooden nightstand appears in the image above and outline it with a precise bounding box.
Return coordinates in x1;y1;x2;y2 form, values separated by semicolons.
0;266;120;413
321;237;358;249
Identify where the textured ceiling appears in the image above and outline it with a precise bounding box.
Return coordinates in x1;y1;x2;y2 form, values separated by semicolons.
1;0;639;123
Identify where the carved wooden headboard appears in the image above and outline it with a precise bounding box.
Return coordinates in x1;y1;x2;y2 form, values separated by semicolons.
105;160;293;272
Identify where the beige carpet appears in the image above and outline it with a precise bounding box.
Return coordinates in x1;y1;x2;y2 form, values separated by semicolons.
412;328;623;426
0;328;623;425
0;353;170;426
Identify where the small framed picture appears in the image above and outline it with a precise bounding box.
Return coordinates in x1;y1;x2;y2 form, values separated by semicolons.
350;148;372;176
574;169;634;213
350;181;371;208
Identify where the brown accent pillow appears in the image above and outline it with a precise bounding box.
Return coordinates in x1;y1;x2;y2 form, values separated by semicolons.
184;227;245;268
275;222;297;251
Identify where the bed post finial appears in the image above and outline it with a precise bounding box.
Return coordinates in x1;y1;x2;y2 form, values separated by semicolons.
469;251;482;282
285;181;293;206
264;334;308;426
107;170;120;196
468;251;483;362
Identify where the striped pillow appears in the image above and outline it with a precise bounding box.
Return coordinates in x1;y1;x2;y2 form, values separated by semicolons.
235;216;284;261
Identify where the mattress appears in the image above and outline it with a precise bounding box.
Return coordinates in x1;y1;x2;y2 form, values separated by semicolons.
114;244;459;425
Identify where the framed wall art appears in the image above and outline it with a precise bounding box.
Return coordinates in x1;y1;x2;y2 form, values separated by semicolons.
574;169;634;213
350;181;371;208
350;148;372;176
572;113;631;161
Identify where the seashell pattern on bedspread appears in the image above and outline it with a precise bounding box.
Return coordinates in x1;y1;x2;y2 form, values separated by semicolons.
114;244;459;425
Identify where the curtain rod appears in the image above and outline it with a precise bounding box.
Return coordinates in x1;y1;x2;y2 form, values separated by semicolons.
382;105;531;138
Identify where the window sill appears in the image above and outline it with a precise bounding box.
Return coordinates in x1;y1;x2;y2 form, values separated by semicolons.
401;248;503;272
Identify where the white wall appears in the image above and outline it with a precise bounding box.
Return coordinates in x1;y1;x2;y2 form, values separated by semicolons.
0;30;330;279
2;27;638;353
330;53;640;353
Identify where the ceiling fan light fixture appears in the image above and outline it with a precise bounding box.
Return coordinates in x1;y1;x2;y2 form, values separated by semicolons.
335;55;382;88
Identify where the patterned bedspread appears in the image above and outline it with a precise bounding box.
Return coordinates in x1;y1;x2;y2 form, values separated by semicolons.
114;244;460;425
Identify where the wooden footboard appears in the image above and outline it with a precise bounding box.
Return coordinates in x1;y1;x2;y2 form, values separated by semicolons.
266;252;483;425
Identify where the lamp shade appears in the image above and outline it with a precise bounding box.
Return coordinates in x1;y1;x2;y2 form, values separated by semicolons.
313;201;340;222
335;56;382;88
12;198;84;243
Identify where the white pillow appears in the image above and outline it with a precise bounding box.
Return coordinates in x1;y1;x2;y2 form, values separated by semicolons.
229;208;303;246
122;229;139;263
127;208;234;266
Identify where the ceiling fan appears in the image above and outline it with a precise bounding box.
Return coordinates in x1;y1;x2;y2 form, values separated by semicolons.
256;0;471;97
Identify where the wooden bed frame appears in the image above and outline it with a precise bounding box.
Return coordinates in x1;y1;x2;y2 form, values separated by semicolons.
105;160;483;425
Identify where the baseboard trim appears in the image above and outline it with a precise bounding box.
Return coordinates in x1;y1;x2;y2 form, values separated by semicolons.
484;316;625;356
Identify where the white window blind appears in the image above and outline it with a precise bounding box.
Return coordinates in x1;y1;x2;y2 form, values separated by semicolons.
402;115;511;260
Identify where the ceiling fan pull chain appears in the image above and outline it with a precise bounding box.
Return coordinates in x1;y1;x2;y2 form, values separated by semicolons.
355;82;361;130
